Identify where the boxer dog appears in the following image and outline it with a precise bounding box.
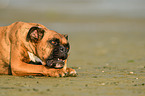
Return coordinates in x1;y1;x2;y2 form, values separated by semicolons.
0;22;76;77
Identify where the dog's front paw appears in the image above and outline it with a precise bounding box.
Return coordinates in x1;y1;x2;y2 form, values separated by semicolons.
66;68;77;77
43;67;67;77
43;67;77;77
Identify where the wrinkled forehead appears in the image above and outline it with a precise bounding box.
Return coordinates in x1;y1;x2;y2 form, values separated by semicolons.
43;30;68;44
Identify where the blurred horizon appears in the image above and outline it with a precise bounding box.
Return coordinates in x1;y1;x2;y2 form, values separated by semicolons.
0;0;145;33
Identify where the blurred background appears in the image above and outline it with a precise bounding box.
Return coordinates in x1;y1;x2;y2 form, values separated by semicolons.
0;0;145;33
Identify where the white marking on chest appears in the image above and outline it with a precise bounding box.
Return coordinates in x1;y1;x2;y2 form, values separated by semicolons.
27;51;42;63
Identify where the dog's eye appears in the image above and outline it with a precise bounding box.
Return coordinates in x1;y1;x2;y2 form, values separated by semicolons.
65;46;70;52
50;40;58;45
66;47;69;50
64;43;70;52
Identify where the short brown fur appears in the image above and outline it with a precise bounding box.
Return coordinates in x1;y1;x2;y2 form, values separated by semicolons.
0;22;76;77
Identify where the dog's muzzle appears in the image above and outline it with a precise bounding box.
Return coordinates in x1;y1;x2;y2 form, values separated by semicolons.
46;45;68;69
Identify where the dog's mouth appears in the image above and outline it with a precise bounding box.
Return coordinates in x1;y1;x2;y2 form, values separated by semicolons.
46;58;65;69
27;51;66;69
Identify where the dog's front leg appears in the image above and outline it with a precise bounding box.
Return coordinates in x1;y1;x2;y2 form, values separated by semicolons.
10;50;67;77
11;60;67;77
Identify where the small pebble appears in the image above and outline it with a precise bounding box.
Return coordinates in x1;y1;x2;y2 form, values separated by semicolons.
85;84;88;87
101;83;105;85
46;89;50;91
136;78;138;80
129;72;134;74
141;83;145;86
33;88;39;91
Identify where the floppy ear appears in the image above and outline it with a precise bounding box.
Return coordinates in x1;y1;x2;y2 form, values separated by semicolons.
26;27;45;43
63;34;68;40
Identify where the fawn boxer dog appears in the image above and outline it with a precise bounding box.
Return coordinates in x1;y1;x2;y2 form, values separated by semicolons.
0;22;76;77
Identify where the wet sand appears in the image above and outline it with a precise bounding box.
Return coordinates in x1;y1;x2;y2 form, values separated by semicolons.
0;31;145;96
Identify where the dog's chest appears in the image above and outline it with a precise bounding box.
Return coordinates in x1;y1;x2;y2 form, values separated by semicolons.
27;51;42;64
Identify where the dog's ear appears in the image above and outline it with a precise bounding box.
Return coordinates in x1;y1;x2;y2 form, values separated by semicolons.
26;27;45;43
63;34;68;40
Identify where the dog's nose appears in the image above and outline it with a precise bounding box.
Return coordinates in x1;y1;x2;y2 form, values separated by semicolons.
59;46;68;60
59;54;68;60
59;46;65;53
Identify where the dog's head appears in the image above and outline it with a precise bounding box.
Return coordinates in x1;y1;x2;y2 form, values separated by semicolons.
26;26;70;69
